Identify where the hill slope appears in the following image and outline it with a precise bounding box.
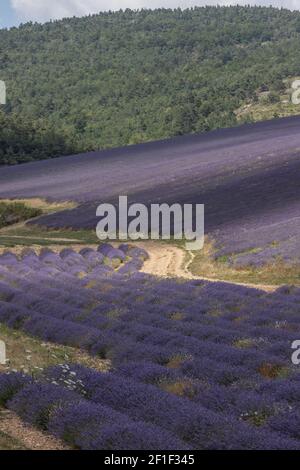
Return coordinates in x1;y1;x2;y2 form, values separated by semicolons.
0;116;299;267
2;6;300;164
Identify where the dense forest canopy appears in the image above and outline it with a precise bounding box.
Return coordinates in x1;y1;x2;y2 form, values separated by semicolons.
1;6;300;165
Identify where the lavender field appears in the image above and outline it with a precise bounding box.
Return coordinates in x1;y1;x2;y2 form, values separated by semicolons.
0;244;300;449
0;116;300;266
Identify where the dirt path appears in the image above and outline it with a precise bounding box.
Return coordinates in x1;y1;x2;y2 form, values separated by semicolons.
0;233;278;292
140;243;188;278
0;409;69;450
139;242;278;292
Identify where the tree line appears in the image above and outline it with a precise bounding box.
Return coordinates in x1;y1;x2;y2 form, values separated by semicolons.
1;6;300;164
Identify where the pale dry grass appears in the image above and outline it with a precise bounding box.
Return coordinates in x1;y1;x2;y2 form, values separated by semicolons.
190;238;300;287
235;76;300;123
0;198;76;214
0;324;110;375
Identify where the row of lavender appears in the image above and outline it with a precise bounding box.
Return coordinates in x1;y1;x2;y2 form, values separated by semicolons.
0;243;148;277
0;246;300;449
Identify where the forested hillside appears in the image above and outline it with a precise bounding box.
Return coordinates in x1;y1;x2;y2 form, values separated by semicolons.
1;6;300;164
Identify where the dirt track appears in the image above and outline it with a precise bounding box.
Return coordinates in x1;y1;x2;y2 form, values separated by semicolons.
139;242;277;292
0;235;278;292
